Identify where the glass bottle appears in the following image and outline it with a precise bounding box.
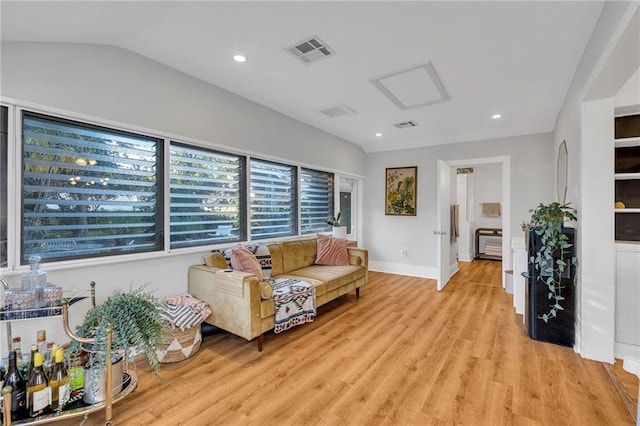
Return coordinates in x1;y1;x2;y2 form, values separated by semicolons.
49;349;68;411
26;352;48;417
24;344;38;383
20;255;47;309
43;342;54;380
36;330;46;354
4;351;27;420
11;337;22;368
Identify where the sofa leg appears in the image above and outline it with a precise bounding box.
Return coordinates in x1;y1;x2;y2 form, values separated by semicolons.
257;334;264;352
356;287;360;299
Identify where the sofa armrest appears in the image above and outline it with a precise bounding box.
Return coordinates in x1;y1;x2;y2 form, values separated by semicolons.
188;265;262;341
348;247;368;268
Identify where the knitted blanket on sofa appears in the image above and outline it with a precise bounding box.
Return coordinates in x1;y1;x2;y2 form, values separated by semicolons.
269;278;316;333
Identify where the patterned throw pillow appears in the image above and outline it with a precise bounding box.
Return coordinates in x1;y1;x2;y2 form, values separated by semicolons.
315;233;349;266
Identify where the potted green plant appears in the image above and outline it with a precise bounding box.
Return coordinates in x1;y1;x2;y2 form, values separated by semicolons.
528;202;578;324
70;286;169;401
326;212;346;238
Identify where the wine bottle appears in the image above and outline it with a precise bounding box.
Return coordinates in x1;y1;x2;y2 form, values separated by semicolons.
26;352;48;417
48;349;68;411
4;351;26;420
24;344;38;383
11;337;22;368
43;342;55;380
36;330;46;354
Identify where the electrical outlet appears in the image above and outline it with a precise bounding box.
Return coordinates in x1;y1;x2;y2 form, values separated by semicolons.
400;248;407;257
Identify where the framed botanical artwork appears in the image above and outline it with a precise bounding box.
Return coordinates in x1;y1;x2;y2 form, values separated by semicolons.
385;166;417;216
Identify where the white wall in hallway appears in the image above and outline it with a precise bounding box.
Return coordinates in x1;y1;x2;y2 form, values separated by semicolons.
364;133;554;278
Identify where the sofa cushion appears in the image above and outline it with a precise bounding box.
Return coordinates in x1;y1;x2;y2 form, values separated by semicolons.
204;252;230;269
288;265;365;293
279;238;317;274
315;234;349;265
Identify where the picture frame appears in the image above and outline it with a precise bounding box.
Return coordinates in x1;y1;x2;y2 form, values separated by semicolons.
385;166;417;216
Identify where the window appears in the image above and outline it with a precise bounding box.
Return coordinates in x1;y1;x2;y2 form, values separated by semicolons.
250;159;296;239
300;168;333;234
169;143;245;248
22;112;163;263
340;191;352;234
1;106;8;267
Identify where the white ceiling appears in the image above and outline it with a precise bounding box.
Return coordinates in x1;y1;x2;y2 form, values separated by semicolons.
1;1;605;153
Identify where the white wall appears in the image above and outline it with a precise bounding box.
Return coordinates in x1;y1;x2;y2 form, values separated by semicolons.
364;133;554;278
1;42;366;176
553;1;640;362
472;163;503;229
0;42;367;351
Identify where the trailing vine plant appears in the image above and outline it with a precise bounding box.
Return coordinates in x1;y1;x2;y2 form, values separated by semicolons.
70;285;169;376
528;202;578;323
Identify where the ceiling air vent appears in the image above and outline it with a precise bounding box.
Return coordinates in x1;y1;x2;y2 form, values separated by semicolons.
316;103;357;118
286;36;335;65
394;120;419;129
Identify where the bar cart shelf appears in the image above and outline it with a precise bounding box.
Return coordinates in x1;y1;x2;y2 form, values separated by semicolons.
0;281;138;425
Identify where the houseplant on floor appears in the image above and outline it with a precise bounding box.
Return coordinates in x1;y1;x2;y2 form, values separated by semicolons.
70;286;169;401
526;201;578;346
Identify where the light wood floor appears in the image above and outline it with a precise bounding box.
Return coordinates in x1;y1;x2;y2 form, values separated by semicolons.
59;260;635;425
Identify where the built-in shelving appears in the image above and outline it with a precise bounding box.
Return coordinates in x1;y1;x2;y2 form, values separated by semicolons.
614;113;640;242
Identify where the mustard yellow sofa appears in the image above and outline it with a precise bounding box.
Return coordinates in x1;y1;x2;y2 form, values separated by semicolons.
188;237;368;351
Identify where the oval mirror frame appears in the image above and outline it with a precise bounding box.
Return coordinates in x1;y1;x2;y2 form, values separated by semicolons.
557;140;568;204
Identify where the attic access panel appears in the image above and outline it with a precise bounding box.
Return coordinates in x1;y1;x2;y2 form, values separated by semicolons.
371;62;450;110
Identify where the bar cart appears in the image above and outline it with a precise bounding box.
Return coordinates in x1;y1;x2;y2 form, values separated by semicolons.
0;280;138;425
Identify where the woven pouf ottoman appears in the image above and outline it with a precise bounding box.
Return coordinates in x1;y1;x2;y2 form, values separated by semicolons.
156;324;202;363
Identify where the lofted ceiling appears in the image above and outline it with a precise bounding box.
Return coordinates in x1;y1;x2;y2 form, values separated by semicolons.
1;1;605;153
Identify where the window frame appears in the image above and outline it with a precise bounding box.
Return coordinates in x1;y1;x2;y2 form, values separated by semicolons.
0;101;358;271
300;167;334;235
20;110;165;264
249;158;298;240
169;141;246;249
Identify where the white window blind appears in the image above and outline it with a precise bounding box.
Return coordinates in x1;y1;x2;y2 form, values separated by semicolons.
250;159;296;239
170;143;244;248
21;112;162;263
300;168;333;234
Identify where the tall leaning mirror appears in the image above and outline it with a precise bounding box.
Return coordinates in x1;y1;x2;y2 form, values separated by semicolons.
557;140;568;203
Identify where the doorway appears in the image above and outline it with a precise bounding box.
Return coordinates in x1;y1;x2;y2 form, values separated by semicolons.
436;156;511;291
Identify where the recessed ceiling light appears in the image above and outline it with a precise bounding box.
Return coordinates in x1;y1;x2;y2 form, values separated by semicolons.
375;133;382;137
233;54;247;63
492;114;502;119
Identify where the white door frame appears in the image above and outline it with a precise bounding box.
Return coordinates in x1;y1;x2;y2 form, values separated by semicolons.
437;156;511;289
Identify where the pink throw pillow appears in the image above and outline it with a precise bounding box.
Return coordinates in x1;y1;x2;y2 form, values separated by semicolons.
316;234;349;266
230;245;264;280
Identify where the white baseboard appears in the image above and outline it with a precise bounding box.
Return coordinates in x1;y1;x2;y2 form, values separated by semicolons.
616;341;640;363
449;262;459;278
622;357;640;378
368;261;436;279
459;253;474;262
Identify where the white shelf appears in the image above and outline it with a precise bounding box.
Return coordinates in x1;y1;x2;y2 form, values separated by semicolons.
615;208;640;213
615;173;640;180
615;136;640;147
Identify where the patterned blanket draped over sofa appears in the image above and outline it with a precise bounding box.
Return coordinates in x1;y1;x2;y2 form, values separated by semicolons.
188;237;368;351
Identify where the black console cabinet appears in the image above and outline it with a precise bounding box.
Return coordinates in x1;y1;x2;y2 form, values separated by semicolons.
525;227;576;347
